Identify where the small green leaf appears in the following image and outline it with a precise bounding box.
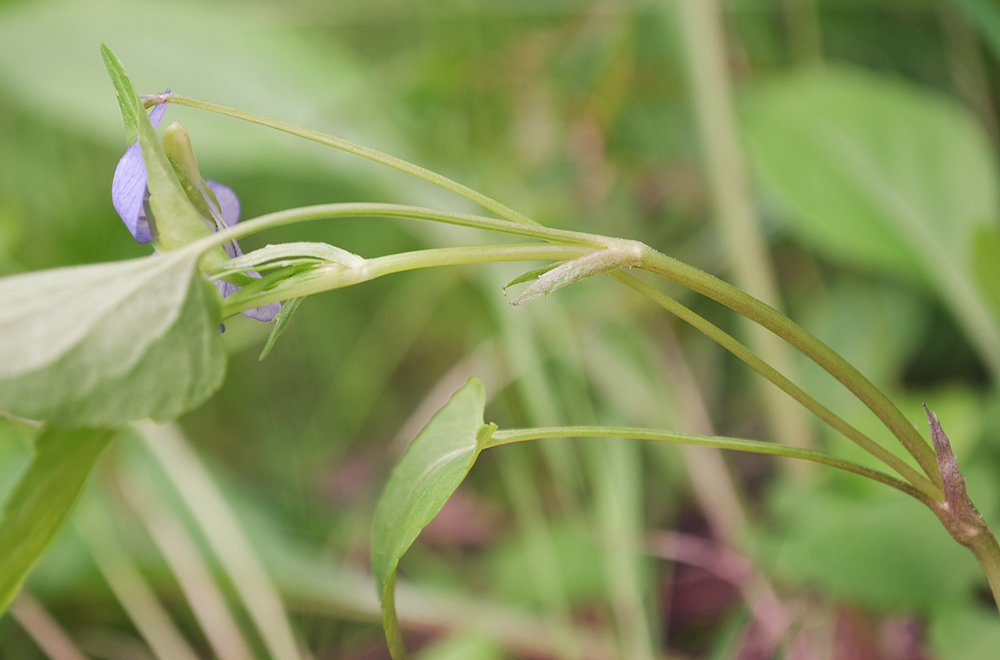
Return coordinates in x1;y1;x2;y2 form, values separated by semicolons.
211;242;365;279
259;297;304;361
100;43;139;144
0;248;226;427
0;426;115;613
502;263;562;293
371;378;496;660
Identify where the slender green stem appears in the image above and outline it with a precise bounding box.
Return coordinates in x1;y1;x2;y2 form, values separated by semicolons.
486;427;930;503
610;271;939;497
639;250;942;485
158;86;940;484
676;0;816;457
147;93;541;227
969;532;1000;615
189;202;605;260
221;244;594;316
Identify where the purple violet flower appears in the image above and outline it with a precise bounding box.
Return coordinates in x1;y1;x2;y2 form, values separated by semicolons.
112;91;280;322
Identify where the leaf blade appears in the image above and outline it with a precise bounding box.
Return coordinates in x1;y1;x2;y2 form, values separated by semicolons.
0;249;227;427
371;378;496;659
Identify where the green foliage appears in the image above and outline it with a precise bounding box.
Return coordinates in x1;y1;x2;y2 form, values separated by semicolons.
745;66;1000;374
972;226;1000;326
0;249;226;427
371;378;497;659
0;426;115;612
949;0;1000;61
761;476;990;612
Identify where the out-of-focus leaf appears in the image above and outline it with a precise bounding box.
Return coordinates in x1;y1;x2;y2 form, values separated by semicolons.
972;226;1000;324
0;249;225;427
486;520;607;609
0;426;115;612
928;602;1000;660
0;0;405;186
371;378;496;659
745;67;1000;374
948;0;1000;61
415;634;503;660
758;474;989;612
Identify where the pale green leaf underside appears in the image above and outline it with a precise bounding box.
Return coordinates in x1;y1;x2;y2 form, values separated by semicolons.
0;249;226;427
371;378;496;659
0;427;115;612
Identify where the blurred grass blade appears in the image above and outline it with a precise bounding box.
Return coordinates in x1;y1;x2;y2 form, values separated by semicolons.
119;470;254;660
76;495;202;660
371;378;496;660
138;421;303;660
10;592;88;660
0;427;115;612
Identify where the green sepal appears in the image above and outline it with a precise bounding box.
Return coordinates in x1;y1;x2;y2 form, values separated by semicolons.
101;45;213;252
100;44;140;144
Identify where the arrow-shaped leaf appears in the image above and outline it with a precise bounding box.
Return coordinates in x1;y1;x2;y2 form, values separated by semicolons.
371;378;496;659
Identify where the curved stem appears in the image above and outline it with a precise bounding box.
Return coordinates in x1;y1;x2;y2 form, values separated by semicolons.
610;271;939;498
486;426;930;503
149;93;541;228
639;250;942;486
189;203;606;260
220;244;594;316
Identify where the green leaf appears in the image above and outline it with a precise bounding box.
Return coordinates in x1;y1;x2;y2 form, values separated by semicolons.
0;248;226;427
210;242;365;279
371;378;496;660
259;296;304;361
100;43;140;144
0;426;115;613
502;263;561;293
744;66;1000;375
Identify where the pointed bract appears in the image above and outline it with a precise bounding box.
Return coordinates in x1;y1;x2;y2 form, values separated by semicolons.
111;91;169;243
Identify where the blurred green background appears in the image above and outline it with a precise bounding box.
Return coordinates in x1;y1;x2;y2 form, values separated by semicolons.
3;0;1000;658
